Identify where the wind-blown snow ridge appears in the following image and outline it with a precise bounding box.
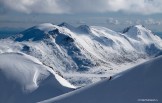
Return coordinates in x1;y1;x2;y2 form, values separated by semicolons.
39;55;162;103
0;52;75;103
1;23;162;86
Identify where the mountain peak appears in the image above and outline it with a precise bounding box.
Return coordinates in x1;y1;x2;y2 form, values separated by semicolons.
122;25;145;34
77;25;91;33
122;24;153;40
59;22;70;26
134;24;145;28
58;22;74;30
13;23;58;41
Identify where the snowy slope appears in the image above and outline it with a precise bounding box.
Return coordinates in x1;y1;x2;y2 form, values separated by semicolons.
0;23;162;86
0;52;75;103
40;55;162;103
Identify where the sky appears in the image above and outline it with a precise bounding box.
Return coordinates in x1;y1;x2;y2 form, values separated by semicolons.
0;0;162;32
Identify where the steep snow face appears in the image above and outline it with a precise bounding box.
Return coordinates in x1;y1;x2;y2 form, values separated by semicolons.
40;56;162;103
0;53;49;92
0;53;75;103
1;23;162;86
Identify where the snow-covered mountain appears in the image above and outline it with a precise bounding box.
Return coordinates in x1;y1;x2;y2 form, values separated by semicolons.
39;55;162;103
0;52;75;103
0;23;162;86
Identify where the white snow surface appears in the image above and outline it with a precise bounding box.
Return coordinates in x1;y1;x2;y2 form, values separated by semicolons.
40;55;162;103
0;52;75;103
0;23;162;86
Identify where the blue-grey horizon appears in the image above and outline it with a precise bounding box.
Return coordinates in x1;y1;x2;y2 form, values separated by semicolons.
0;0;162;32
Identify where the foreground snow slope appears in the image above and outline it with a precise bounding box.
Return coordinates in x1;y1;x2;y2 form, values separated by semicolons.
1;23;162;86
40;56;162;103
0;53;75;103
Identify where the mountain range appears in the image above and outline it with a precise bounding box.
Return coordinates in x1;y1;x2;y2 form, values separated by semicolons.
1;23;162;86
0;23;162;102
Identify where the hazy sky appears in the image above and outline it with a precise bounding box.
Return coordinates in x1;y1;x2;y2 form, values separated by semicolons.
0;0;162;31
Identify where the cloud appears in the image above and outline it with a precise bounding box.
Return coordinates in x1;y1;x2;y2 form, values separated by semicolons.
135;19;143;25
0;0;67;14
107;18;120;25
76;20;86;25
144;18;161;25
125;20;133;25
0;0;162;14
